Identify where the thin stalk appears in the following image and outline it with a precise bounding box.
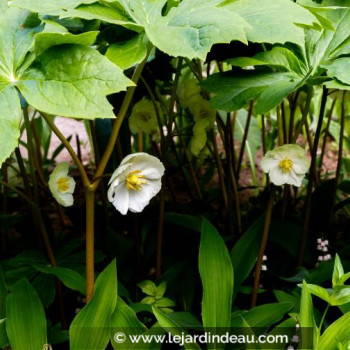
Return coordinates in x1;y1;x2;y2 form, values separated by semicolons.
288;91;300;142
318;304;330;333
319;99;336;178
92;48;151;190
211;128;228;209
251;187;275;307
15;147;32;196
281;101;288;143
0;179;33;205
41;113;90;188
236;101;253;178
328;92;345;228
261;115;269;187
23;107;39;202
276;105;284;146
31;119;46;186
226;113;242;235
298;87;328;267
292;87;313;143
156;186;165;279
85;190;95;302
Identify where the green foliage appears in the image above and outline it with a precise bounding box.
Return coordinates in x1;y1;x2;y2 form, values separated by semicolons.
70;260;117;350
6;279;47;350
199;218;233;330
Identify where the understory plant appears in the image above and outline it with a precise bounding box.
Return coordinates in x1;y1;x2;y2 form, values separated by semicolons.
1;0;350;349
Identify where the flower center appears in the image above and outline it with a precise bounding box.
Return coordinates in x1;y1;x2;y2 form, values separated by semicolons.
279;158;293;173
126;170;147;191
57;177;70;192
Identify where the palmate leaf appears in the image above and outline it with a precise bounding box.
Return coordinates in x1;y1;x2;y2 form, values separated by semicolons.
220;0;321;46
10;0;97;14
0;7;133;166
203;70;304;114
17;44;133;119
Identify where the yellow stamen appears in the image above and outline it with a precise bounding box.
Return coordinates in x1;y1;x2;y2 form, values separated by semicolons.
126;170;147;191
57;177;70;192
279;158;293;173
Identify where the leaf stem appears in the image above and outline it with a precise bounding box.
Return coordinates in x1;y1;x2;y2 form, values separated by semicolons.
85;190;95;302
91;47;152;191
298;87;328;266
40;113;91;188
251;187;275;307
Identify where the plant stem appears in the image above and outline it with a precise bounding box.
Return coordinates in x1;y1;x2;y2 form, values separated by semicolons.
156;186;165;279
41;113;90;188
85;190;95;302
236;101;253;178
292;87;313;143
277;105;284;146
298;87;328;267
319;98;336;178
319;304;330;333
91;49;151;191
251;187;275;307
211;128;228;209
23;107;39;202
328;92;345;229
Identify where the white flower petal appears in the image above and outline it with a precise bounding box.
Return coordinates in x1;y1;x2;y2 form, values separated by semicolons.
111;184;130;215
293;157;310;174
130;156;165;179
108;163;131;185
261;156;279;173
288;171;303;187
269;167;291;186
128;179;162;213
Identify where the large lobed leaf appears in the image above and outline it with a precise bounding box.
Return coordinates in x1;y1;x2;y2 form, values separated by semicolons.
17;44;133;119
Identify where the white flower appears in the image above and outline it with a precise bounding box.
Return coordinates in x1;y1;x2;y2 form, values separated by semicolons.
261;144;310;187
108;152;165;215
48;162;76;207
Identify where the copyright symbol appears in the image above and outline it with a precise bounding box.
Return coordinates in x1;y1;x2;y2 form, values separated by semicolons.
114;332;126;344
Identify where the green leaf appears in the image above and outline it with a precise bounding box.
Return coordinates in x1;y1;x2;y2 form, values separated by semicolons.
228;47;307;75
119;0;249;60
220;0;320;45
35;31;99;55
327;58;350;85
152;306;200;350
59;2;139;29
199;218;233;330
0;7;38;90
106;34;148;70
330;286;350;306
154;298;175;308
6;279;47;350
203;71;302;114
333;254;345;286
0;319;8;348
231;302;293;328
155;282;167;299
17;44;133;120
70;260;118;350
303;283;330;302
110;297;147;350
318;312;350;350
137;280;157;296
10;0;96;14
230;215;265;298
0;264;6;318
34;265;86;295
0;87;22;166
299;281;317;350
